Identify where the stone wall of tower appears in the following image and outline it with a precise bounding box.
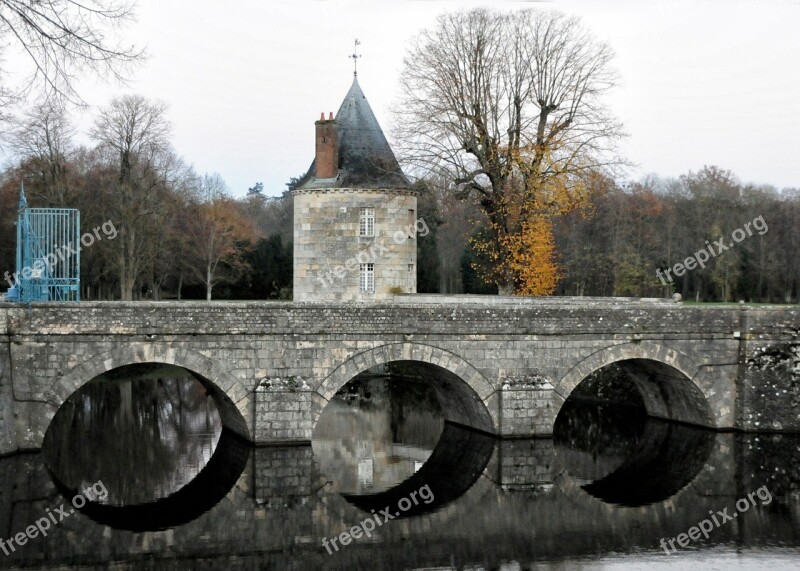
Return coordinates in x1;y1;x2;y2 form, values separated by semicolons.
293;188;418;302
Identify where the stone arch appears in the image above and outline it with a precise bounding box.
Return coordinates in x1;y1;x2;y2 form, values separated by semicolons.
554;341;718;428
315;342;497;433
44;342;251;440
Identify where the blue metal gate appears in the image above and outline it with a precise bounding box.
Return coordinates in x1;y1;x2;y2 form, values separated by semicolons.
13;186;81;302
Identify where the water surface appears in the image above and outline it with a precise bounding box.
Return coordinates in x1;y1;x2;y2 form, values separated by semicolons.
0;366;796;569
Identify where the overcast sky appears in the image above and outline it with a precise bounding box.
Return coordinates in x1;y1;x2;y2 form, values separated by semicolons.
4;0;800;197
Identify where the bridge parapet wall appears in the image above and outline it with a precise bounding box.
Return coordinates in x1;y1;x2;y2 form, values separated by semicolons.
0;301;797;454
0;300;746;337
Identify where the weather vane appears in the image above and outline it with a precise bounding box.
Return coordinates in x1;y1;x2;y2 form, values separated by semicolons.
350;39;361;76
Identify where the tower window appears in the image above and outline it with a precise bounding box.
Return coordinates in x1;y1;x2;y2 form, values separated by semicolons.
360;263;375;293
360;207;375;237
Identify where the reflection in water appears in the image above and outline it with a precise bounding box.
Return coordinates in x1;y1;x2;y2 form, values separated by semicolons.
312;371;495;517
554;398;715;506
53;428;252;531
42;363;249;530
312;373;444;494
1;362;799;568
341;422;495;518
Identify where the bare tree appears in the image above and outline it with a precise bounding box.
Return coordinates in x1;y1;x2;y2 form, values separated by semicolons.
141;149;195;300
0;0;142;103
395;8;624;292
10;101;75;205
90;94;171;300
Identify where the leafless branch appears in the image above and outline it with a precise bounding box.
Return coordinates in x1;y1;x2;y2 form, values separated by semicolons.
394;8;625;214
0;0;143;104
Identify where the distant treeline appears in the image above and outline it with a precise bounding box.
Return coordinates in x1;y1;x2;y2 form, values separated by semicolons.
0;97;296;302
430;167;800;303
552;168;799;303
1;100;797;302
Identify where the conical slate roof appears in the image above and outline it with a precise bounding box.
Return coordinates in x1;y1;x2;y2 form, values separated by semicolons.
297;75;410;190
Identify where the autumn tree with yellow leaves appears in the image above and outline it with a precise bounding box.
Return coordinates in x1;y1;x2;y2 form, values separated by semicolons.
396;7;623;294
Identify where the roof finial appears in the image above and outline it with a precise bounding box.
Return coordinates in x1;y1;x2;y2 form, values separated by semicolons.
349;39;361;76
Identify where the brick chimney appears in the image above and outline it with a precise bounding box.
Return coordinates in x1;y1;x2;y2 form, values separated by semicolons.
315;111;338;179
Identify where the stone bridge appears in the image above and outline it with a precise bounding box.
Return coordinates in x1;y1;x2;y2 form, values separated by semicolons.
0;298;798;454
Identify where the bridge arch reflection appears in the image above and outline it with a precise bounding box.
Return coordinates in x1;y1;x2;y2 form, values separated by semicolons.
42;363;251;530
313;359;495;517
553;358;716;507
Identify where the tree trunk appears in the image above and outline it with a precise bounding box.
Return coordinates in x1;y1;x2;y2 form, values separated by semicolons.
206;264;213;301
118;227;138;301
177;272;183;301
118;251;131;301
723;267;729;302
497;283;514;296
118;224;128;301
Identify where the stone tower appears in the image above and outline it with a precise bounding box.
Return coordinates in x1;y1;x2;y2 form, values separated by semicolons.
293;75;418;302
